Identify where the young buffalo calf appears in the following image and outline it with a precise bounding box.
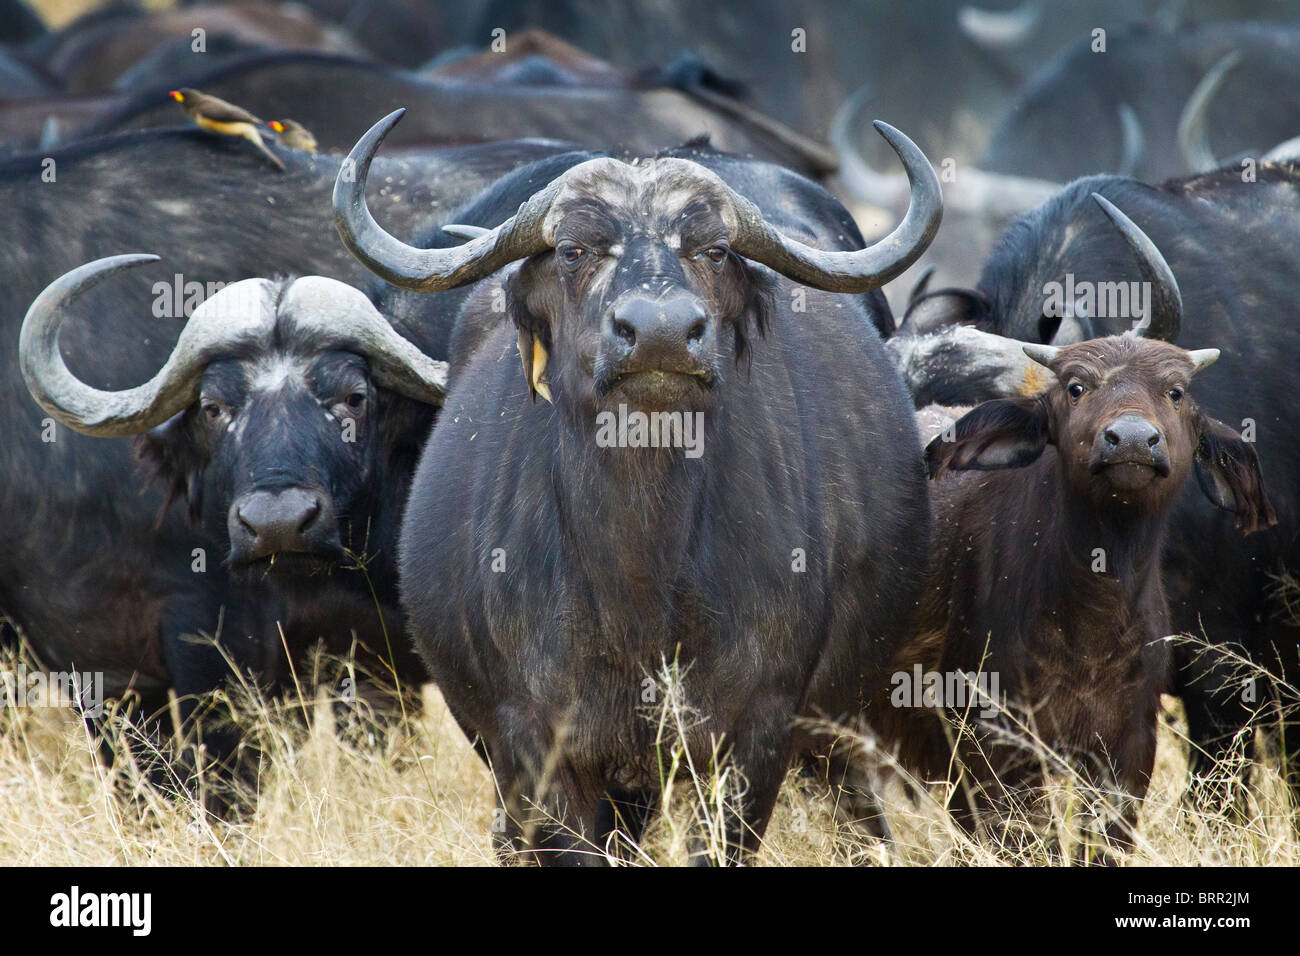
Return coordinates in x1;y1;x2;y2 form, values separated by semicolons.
882;334;1275;854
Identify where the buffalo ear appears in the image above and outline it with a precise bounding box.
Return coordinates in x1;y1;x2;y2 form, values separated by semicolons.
377;389;436;467
896;288;989;337
733;262;776;369
133;410;207;525
505;261;557;404
1195;415;1278;535
926;397;1050;479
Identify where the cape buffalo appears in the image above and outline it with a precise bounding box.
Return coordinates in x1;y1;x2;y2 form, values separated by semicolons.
888;169;1299;816
334;110;941;863
887;310;1271;856
16;261;444;792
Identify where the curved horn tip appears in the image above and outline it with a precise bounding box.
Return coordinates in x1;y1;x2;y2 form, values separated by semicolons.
355;110;403;158
1090;191;1122;220
334;110;558;293
828;86;910;210
20;252;175;439
1116;103;1144;178
1089;190;1183;340
871;120;942;213
373;107;407;135
871;121;938;182
870;120;909;150
340;108;407;176
80;253;161;274
1022;343;1061;367
442;223;491;241
908;265;936;304
30;253;163;305
1090;192;1168;267
1176;50;1243;173
782;116;941;292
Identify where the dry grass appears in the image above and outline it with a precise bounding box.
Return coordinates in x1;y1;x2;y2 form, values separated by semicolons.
2;637;1297;867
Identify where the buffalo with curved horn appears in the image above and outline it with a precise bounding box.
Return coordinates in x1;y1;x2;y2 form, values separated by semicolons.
333;109;940;863
17;255;447;801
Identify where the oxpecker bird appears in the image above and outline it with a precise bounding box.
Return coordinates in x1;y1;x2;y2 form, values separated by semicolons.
170;88;285;170
270;118;319;154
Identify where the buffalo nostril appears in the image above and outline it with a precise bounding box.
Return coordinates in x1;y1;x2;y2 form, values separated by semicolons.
1104;429;1121;447
1147;433;1161;448
613;318;637;346
298;498;321;532
238;509;259;538
686;320;706;344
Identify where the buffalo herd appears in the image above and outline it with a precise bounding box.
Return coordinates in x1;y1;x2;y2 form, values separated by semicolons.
1;0;1298;865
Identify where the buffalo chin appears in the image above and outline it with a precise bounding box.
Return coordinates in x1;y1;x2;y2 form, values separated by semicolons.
603;369;714;410
1095;461;1166;490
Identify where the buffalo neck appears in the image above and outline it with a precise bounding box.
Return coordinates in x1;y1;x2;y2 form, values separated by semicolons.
1047;455;1173;621
552;410;713;636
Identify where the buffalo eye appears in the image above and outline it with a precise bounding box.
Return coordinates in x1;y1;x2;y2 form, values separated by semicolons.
1067;382;1086;402
695;246;728;269
1168;386;1184;404
200;399;228;423
332;385;368;418
559;245;585;266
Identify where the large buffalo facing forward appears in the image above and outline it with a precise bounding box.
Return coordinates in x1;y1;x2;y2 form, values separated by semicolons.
335;111;940;863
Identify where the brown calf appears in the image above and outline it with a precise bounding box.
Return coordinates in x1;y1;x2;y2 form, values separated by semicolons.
879;334;1275;855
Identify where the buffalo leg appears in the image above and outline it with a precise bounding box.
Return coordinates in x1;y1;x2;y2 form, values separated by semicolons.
490;738;607;866
160;606;264;815
711;715;795;865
